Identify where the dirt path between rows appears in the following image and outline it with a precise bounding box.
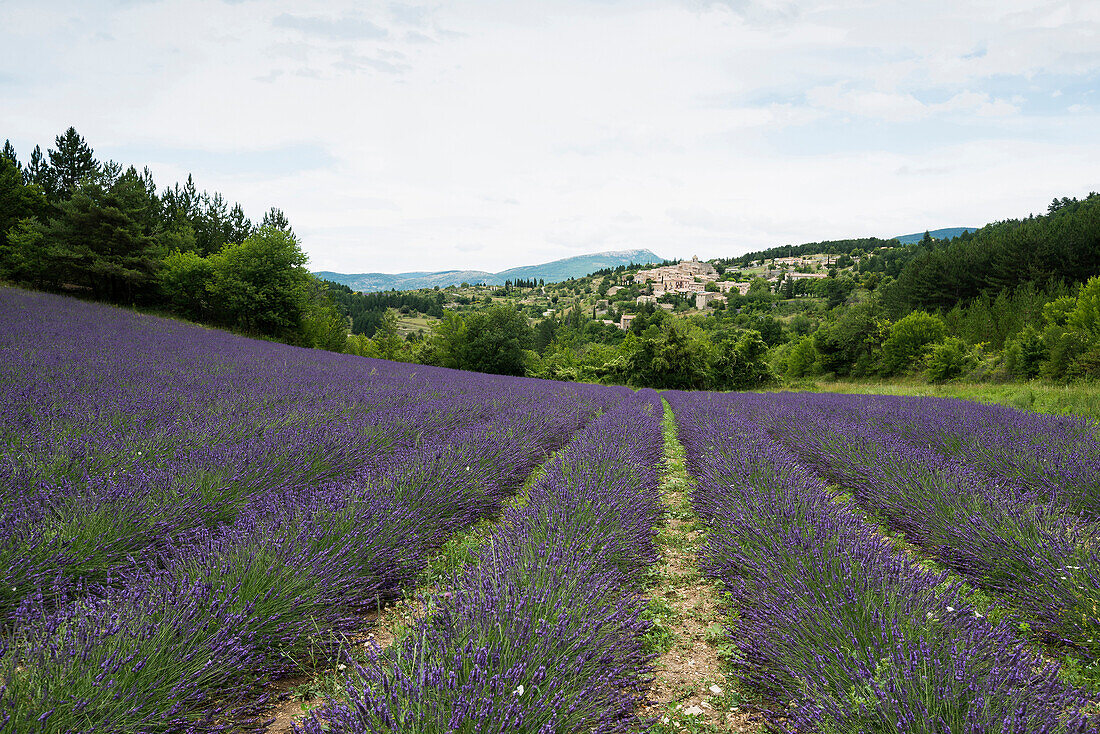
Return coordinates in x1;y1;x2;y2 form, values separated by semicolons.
640;402;766;733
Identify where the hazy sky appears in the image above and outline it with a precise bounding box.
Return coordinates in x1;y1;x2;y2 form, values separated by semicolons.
2;1;1098;273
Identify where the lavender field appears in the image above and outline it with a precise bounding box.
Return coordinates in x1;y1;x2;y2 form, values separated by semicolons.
2;286;1099;733
668;391;1100;733
0;288;624;731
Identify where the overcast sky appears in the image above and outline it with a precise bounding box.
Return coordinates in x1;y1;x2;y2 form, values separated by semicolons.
2;1;1098;273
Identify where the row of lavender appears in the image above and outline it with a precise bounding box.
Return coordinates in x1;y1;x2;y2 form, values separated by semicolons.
0;288;621;732
297;391;667;733
809;393;1100;519
667;391;1098;733
745;392;1100;678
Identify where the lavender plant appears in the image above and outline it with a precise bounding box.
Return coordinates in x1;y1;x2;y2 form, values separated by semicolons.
667;391;1098;733
767;392;1100;518
745;392;1100;677
296;393;666;733
0;287;622;732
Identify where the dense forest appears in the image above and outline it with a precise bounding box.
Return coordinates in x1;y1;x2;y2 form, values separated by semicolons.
3;127;1098;390
886;196;1100;314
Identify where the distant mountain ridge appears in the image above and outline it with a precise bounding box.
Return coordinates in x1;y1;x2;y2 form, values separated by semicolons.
316;248;665;292
893;227;977;244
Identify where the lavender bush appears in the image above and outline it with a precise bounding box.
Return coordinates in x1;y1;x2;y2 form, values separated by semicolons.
667;390;1098;733
296;392;666;733
743;392;1100;677
769;392;1100;518
0;288;622;732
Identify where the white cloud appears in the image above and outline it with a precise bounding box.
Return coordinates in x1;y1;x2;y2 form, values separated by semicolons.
939;91;1018;117
1;0;1097;273
806;85;1020;121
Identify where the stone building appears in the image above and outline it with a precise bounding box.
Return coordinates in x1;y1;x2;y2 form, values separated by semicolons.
695;292;727;309
632;256;717;293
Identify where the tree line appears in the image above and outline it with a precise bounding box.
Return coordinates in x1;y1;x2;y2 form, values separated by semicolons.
885;195;1100;315
325;283;445;336
4;129;1098;389
0;128;345;350
723;237;901;268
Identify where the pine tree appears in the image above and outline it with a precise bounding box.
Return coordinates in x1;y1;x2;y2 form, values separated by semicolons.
99;160;123;188
161;174;201;235
227;203;252;244
1;140;19;172
48;127;99;198
139;167;157;199
0;154;46;251
193;191;228;255
261;207;294;238
114;166;162;236
26;145;54;198
43;181;159;303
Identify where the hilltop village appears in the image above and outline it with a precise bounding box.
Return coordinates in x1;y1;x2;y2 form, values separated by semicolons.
377;249;861;336
320;241;895;388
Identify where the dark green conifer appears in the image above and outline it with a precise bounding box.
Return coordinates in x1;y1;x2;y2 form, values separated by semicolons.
48;127;99;198
261;206;294;238
227;203;253;244
26;145;54;197
1;140;19;172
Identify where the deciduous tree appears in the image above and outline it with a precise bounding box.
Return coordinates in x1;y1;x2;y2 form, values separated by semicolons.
206;226;311;336
459;304;532;376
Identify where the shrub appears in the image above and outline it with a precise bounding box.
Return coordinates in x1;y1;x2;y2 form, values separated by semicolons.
878;311;946;376
926;337;976;382
1067;276;1100;337
158;248;214;320
1043;328;1092;381
785;336;818;379
1066;345;1100;381
709;330;777;390
1003;325;1047;379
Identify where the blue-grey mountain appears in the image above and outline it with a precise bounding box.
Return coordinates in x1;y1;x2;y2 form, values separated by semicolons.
893;227;976;245
317;249;665;292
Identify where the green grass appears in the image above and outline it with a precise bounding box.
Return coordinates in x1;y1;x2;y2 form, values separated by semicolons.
393;310;432;337
640;596;676;655
788;378;1100;421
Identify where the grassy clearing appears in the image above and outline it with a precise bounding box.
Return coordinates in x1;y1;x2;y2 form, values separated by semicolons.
393;309;432;337
643;401;766;733
789;378;1100;421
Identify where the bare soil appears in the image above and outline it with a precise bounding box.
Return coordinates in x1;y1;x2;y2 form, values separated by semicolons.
256;597;425;733
642;405;768;733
